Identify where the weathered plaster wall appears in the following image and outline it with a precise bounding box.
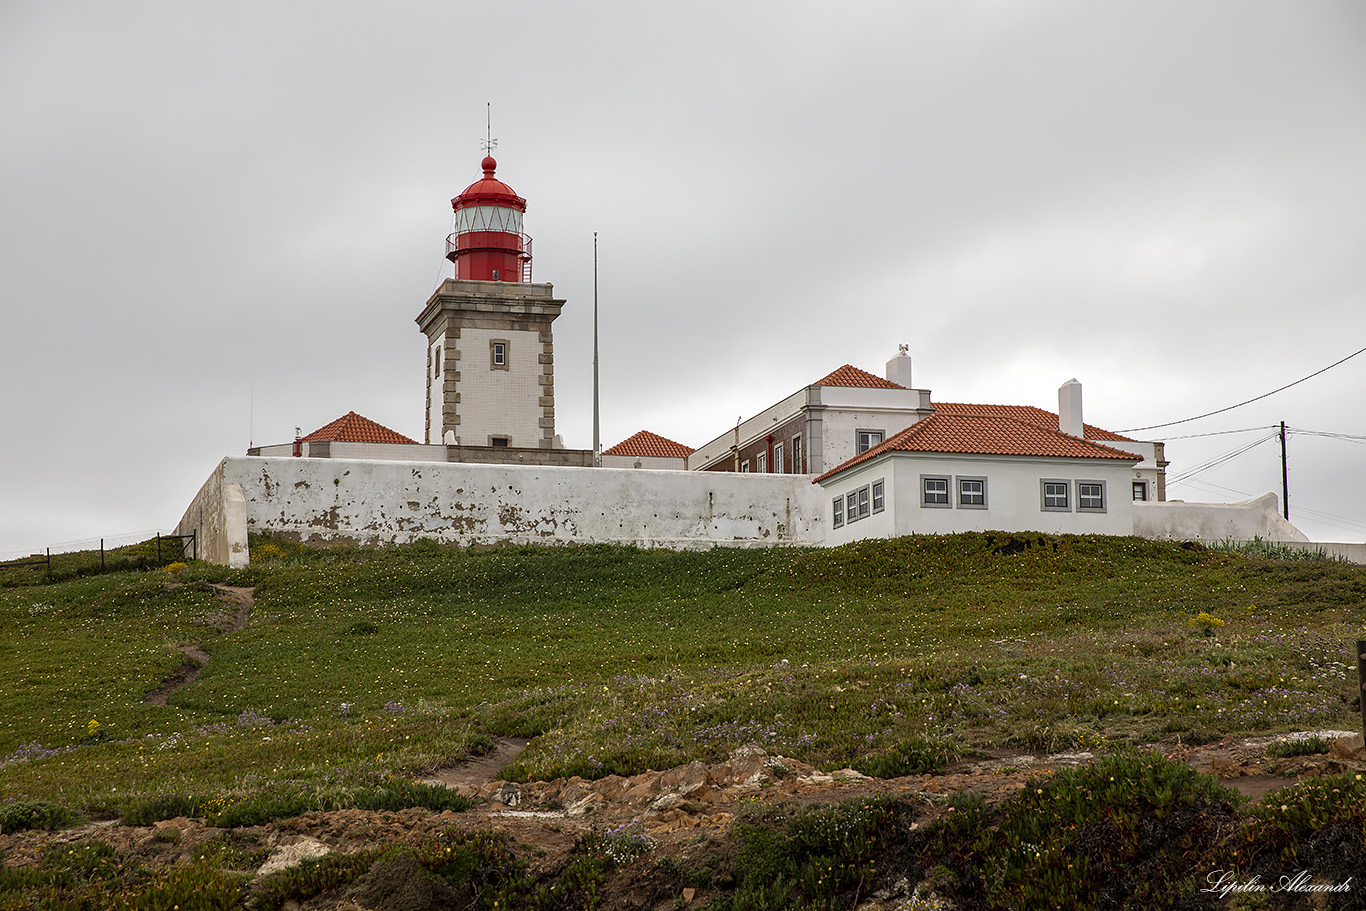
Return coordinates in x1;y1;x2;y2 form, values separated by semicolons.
210;456;823;554
1133;494;1309;543
174;461;249;567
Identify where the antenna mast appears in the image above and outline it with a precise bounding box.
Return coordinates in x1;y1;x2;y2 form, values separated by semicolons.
481;102;497;156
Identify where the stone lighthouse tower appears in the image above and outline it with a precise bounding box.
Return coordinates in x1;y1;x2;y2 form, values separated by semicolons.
417;155;568;456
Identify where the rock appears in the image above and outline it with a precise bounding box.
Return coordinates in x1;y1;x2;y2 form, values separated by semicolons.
255;836;332;879
1330;734;1366;762
662;760;707;796
649;792;686;812
1210;756;1239;776
492;782;521;807
682;886;696;903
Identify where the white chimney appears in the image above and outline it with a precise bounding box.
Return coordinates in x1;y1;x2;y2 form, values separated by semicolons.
1058;378;1083;437
886;344;913;388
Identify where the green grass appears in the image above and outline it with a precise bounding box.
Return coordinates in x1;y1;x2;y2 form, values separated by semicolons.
2;532;1363;822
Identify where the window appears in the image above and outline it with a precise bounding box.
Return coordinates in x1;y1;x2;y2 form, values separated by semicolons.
1078;481;1106;512
1041;480;1070;511
773;442;784;474
433;346;442;378
832;496;844;528
957;477;987;509
792;435;802;474
921;475;950;507
1132;481;1148;501
872;479;885;513
847;491;859;522
490;436;510;447
857;485;870;519
856;430;884;454
740;460;750;473
756;452;766;473
491;340;509;369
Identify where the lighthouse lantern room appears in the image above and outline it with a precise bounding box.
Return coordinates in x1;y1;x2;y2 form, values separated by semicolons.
445;156;533;282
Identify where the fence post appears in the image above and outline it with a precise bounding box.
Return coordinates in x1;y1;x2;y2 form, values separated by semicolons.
157;533;161;564
46;547;50;576
1357;640;1366;745
100;539;105;571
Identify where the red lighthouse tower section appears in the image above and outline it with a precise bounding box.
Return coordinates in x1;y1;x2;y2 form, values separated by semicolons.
446;156;532;282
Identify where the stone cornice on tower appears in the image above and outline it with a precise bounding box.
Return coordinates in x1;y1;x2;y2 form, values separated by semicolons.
416;279;565;331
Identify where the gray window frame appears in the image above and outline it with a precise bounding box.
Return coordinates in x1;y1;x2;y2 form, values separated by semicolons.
871;479;885;513
832;496;844;528
1077;480;1107;513
856;429;884;454
921;475;951;508
957;476;988;509
1041;479;1071;512
1132;480;1148;502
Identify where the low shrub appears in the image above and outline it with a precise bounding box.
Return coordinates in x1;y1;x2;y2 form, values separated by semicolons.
0;799;82;834
1265;735;1334;758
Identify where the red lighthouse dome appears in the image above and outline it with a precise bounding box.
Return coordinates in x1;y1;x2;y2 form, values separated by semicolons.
446;156;532;282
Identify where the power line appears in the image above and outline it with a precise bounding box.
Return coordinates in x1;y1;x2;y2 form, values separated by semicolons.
1164;432;1279;487
1119;344;1366;434
1163;425;1275;441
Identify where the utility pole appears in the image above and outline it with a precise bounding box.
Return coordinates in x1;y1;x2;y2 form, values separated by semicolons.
1279;420;1289;521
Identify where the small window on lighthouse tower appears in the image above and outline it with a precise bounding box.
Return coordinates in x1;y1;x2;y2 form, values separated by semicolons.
491;341;509;370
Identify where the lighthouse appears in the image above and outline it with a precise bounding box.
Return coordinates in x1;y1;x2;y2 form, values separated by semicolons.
416;155;569;456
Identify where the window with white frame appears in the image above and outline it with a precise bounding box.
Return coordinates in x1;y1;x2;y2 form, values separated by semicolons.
1041;479;1070;511
921;475;950;507
832;496;844;528
491;340;509;369
792;435;802;474
756;451;766;473
846;490;859;522
856;430;884;454
740;460;750;473
1078;481;1106;512
773;442;784;474
872;479;885;513
958;477;987;509
1132;481;1148;501
857;485;870;519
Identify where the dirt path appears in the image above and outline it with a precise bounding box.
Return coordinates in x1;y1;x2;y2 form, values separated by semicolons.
426;737;530;789
145;584;253;704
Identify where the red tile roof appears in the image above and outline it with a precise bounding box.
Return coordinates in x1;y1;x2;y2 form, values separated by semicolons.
603;430;695;458
302;411;418;445
813;365;904;389
930;402;1139;443
814;412;1142;483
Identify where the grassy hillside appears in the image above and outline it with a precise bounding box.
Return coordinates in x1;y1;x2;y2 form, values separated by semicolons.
2;532;1363;817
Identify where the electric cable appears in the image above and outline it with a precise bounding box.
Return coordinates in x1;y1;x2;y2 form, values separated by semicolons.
1118;344;1366;433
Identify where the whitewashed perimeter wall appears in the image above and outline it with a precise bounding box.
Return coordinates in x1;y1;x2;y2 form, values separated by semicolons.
1133;494;1308;543
175;461;250;568
196;456;823;557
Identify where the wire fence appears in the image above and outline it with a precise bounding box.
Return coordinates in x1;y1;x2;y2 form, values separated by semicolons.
0;532;195;580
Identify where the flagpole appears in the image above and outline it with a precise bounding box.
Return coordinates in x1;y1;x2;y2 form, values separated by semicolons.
593;232;601;467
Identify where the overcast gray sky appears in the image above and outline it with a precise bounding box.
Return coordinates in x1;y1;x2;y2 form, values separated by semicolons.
2;0;1364;556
